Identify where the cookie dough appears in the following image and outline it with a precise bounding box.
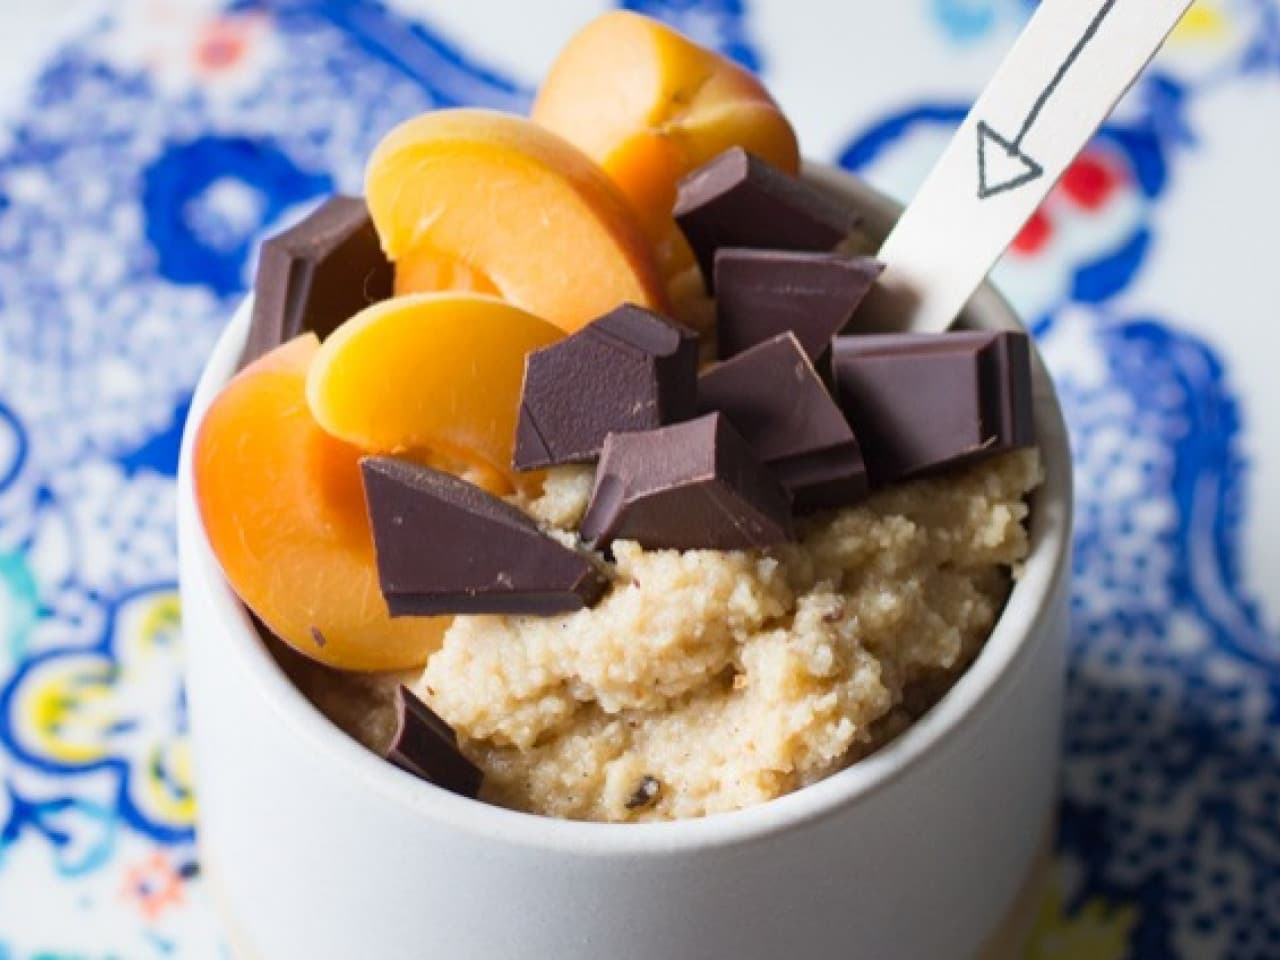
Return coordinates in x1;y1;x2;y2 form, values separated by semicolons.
416;449;1042;822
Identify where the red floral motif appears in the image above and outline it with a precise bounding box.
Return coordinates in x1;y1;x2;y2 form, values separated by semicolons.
1008;152;1125;258
193;17;258;75
1012;208;1052;255
1060;154;1119;210
119;851;185;921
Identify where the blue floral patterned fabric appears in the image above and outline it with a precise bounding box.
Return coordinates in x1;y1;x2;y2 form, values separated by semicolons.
0;2;1277;956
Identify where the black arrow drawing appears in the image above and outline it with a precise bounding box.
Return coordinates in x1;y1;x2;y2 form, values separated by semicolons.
977;0;1117;199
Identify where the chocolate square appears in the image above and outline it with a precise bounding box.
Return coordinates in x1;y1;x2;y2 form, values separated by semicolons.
362;457;606;616
242;195;393;367
513;305;698;470
673;148;861;291
714;248;883;367
698;333;867;510
832;331;1034;482
579;413;793;550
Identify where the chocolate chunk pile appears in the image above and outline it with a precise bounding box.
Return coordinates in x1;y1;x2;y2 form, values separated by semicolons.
341;150;1033;623
496;149;1033;563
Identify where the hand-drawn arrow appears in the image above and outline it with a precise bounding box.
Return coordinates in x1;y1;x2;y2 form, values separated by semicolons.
977;0;1117;199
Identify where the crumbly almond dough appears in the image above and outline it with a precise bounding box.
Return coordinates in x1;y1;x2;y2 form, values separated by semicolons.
519;463;594;530
417;449;1042;822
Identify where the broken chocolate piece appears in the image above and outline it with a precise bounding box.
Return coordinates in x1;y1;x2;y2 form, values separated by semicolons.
831;331;1034;482
385;686;483;799
361;457;606;615
580;413;793;550
513;305;699;470
673;148;861;290
714;249;883;366
241;195;393;367
698;333;867;511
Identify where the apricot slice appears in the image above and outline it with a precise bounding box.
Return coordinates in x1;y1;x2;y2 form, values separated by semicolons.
365;109;668;333
392;251;500;299
305;293;564;481
532;12;800;272
195;335;447;671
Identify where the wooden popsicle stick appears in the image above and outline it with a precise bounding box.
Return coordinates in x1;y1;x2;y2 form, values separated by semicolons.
874;0;1193;332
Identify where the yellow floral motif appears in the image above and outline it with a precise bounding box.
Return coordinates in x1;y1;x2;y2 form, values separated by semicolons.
24;654;117;766
1025;874;1138;960
140;593;182;652
1170;1;1230;44
139;739;196;827
11;589;194;835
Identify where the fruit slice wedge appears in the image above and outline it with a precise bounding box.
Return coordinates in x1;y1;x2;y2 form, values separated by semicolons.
365;108;669;333
194;334;448;671
532;11;800;273
305;292;564;482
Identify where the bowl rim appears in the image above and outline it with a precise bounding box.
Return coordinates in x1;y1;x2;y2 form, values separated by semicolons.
176;162;1074;857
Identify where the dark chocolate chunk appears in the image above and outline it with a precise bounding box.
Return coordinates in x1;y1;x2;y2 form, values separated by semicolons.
625;775;662;810
831;331;1034;482
714;250;883;365
513;304;699;470
673;148;861;290
698;333;867;511
385;686;483;799
580;413;793;550
241;195;393;367
361;457;606;616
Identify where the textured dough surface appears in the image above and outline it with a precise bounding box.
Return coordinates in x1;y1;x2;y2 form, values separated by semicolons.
416;450;1042;822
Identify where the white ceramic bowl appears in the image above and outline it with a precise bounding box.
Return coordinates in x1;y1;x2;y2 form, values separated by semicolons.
177;167;1073;960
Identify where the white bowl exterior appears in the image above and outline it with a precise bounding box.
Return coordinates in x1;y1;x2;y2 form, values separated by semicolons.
177;173;1072;960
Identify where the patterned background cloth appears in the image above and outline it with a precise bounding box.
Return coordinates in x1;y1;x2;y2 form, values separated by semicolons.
0;1;1277;956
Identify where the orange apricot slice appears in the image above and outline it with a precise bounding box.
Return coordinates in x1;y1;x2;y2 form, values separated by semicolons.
365;108;669;333
532;11;800;272
305;293;563;481
194;334;448;671
392;251;500;299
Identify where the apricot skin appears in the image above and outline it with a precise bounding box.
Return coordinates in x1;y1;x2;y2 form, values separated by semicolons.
195;335;448;672
365;108;669;333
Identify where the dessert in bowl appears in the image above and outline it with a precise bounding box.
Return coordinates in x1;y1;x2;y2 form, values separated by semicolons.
177;12;1072;957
